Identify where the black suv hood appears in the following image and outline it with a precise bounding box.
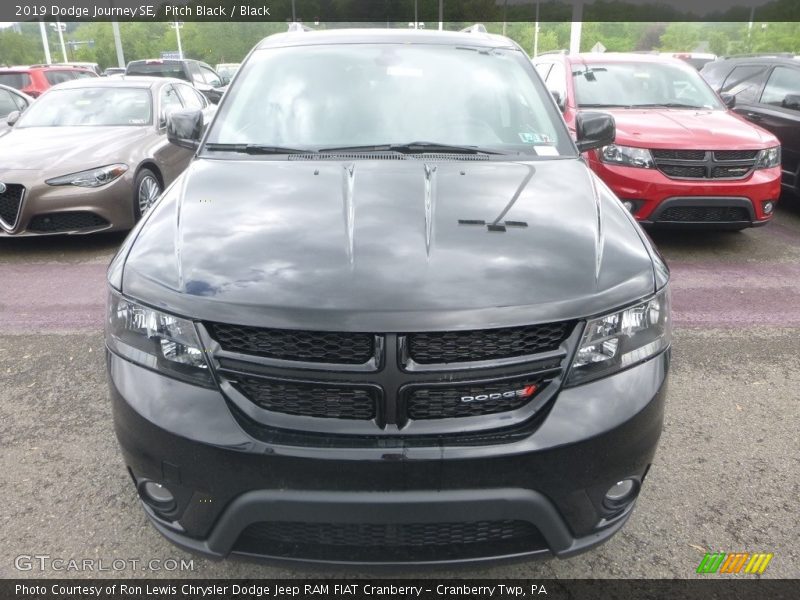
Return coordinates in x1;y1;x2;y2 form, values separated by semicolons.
121;158;656;331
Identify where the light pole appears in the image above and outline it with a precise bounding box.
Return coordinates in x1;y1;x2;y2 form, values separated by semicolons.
50;22;68;62
171;21;184;59
533;1;540;57
38;21;52;64
112;21;125;68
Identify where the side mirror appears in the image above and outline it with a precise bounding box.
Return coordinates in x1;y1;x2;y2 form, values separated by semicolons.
550;90;566;112
6;110;20;126
720;92;736;109
575;111;615;153
167;109;203;149
782;93;800;111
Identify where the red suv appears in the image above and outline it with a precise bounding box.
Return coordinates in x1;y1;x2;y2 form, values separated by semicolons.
533;53;782;228
0;65;97;98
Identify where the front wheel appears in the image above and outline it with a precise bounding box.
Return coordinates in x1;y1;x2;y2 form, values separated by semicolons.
134;168;162;221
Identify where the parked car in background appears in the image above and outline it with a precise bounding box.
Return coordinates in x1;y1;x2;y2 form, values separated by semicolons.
0;84;33;133
53;62;103;76
0;77;214;236
107;26;672;566
104;67;126;77
0;64;98;98
126;59;225;104
533;52;782;228
701;56;800;195
661;52;717;71
215;63;240;85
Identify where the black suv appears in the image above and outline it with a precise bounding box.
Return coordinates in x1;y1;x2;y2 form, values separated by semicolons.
701;56;800;194
106;27;672;566
125;59;225;104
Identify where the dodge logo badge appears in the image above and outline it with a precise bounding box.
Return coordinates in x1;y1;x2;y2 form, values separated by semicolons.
461;384;538;403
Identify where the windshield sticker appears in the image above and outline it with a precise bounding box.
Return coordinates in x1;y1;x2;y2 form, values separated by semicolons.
518;132;554;144
128;118;147;125
535;146;560;156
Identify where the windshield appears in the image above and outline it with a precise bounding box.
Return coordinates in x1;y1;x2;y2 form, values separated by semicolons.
17;87;152;127
574;61;723;109
205;44;574;157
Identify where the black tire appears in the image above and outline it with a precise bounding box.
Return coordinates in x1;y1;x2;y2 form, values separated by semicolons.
133;168;162;221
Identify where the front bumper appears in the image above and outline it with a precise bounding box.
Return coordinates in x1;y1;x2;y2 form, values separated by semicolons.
109;349;669;566
588;159;781;227
0;170;136;236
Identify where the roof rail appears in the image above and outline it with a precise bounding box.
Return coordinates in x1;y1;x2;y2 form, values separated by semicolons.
460;24;488;34
722;52;795;59
287;22;314;33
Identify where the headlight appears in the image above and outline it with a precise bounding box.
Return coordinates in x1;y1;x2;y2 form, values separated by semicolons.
46;163;128;188
598;144;654;169
106;290;213;387
755;146;781;169
566;286;671;386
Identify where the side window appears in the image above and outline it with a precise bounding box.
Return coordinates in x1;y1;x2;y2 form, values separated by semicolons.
760;66;800;108
0;89;17;118
159;84;184;125
44;70;76;86
176;84;206;110
188;63;205;85
199;65;222;88
545;61;568;104
721;65;768;104
534;62;552;81
11;92;28;111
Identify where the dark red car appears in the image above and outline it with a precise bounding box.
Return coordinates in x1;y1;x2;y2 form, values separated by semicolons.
533;53;782;228
0;64;97;98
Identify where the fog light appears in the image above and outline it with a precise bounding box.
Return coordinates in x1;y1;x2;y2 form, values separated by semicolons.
141;481;176;510
622;200;635;212
762;201;774;215
604;478;638;509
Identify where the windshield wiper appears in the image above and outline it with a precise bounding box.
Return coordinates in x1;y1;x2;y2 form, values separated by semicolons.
628;102;711;109
578;103;629;108
204;143;310;154
318;142;508;155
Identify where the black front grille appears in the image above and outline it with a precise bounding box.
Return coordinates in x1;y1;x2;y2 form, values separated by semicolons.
27;211;109;232
652;149;757;180
233;376;377;420
0;184;24;227
713;150;759;161
234;519;545;561
712;165;753;178
407;322;572;365
652;149;706;160
207;324;375;364
405;378;542;420
658;165;707;179
658;206;750;223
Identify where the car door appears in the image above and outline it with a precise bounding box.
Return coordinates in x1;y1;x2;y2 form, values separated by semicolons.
750;65;800;191
153;83;194;184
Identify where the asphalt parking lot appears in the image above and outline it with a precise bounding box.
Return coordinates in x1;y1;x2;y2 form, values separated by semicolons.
1;198;799;579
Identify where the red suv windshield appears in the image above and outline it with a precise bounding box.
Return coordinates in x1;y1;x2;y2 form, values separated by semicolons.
574;61;723;110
